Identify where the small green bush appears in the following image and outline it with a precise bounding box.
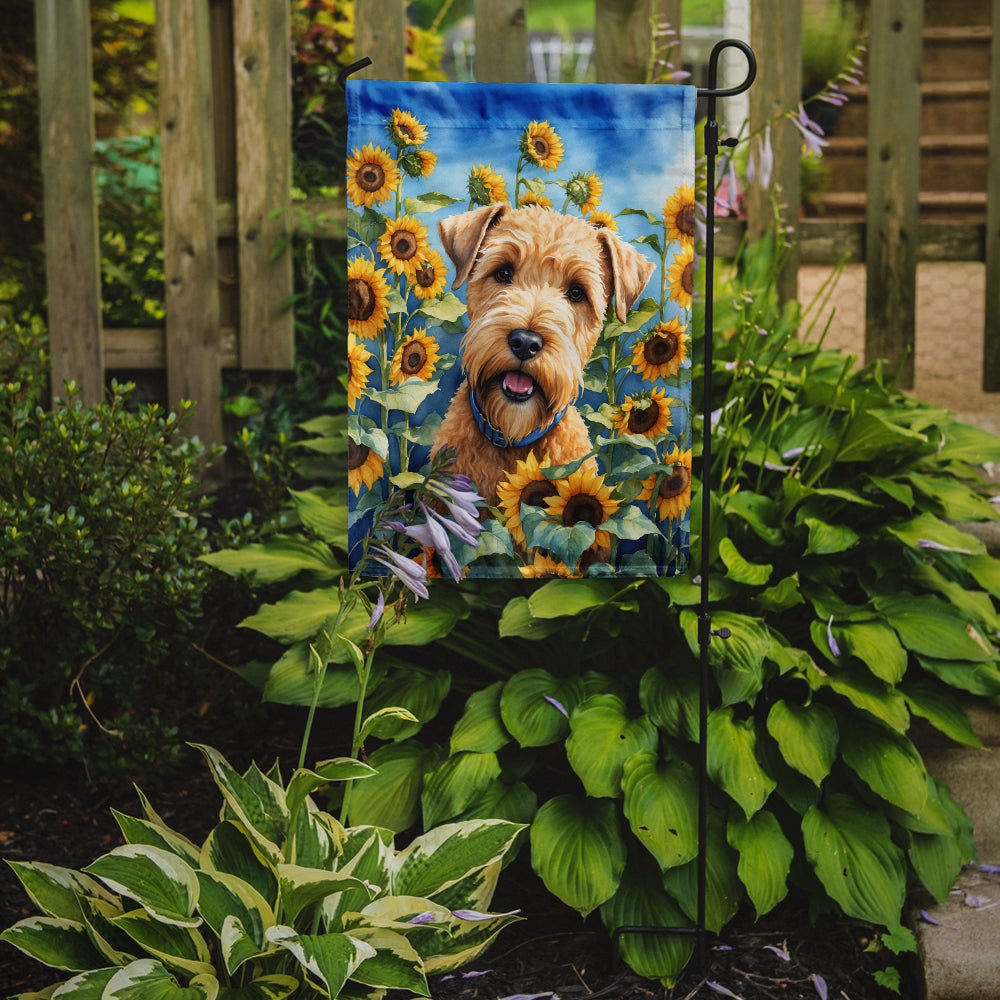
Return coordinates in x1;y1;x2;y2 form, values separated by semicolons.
0;316;220;783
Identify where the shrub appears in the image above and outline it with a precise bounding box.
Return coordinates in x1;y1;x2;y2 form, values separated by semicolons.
0;316;220;783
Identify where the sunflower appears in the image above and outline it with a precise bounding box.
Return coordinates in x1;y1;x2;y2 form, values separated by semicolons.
520;120;564;172
565;171;603;216
390;328;440;384
410;250;448;300
639;447;692;522
663;184;696;245
346;143;399;208
387;107;427;147
348;437;384;495
520;190;553;209
587;210;618;231
544;465;618;550
417;149;437;177
347;333;373;410
631;319;689;381
377;214;430;279
496;450;557;548
613;388;675;437
347;257;391;340
667;243;695;309
519;552;579;579
468;164;509;206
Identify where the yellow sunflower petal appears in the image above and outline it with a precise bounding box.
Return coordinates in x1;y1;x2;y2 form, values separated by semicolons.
348;438;384;495
587;210;618;231
347;257;391;340
497;450;556;549
639;447;692;522
411;249;448;300
667;244;695;309
347;333;373;410
388;108;428;147
663;183;696;244
521;120;564;172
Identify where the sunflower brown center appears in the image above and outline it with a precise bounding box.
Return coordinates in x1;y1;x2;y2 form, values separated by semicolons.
644;332;678;367
415;264;436;288
677;203;696;237
348;277;376;321
627;402;659;434
520;480;559;508
348;439;370;470
397;123;416;142
563;493;605;528
390;230;418;261
357;163;385;193
531;137;550;160
401;340;427;376
659;464;691;500
682;262;694;294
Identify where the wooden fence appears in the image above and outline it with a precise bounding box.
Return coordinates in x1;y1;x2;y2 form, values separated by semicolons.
33;0;1000;446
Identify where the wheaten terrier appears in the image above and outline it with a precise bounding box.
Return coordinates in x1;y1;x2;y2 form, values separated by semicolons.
432;202;655;505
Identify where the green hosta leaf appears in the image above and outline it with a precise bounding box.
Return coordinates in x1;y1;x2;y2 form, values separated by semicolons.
216;975;299;1000
83;846;200;928
812;663;910;732
453;779;538;827
497;596;564;640
323;829;394;930
112;812;201;868
916;655;1000;697
718;537;772;586
530;795;626;917
285;759;376;822
839;718;929;816
765;700;838;786
874;594;995;662
834;621;907;684
803;517;859;556
755;573;805;614
347;740;441;832
200;822;278;910
0;916;107;972
200;536;340;584
265;926;375;997
835;410;927;463
802;793;906;926
727;811;793;918
363;667;451;740
906;472;998;521
421;751;502;828
566;695;658;798
527;578;619;618
725;490;784;545
260;644;383;709
393;820;524;900
450;682;511;754
345;926;428;994
901;680;982;748
707;707;776;818
103;959;218;999
909;800;967;906
599;853;694;987
288;489;348;545
886;512;985;556
5;862;118;923
680;610;770;706
621;751;698;871
359;706;421;742
967;553;1000;597
277;865;374;925
639;665;699;742
499;670;585;747
111;908;214;978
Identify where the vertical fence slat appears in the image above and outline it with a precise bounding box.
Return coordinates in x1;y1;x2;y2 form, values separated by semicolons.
354;0;407;80
983;0;1000;390
658;0;682;75
594;0;657;84
157;0;223;445
864;0;923;390
746;0;801;304
474;0;527;82
233;0;294;369
34;0;103;405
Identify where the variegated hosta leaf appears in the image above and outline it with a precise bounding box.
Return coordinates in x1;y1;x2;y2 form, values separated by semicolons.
599;854;694;987
765;700;838;786
195;871;274;973
0;916;107;972
276;864;375;925
706;707;776;819
420;751;501;829
566;695;658;798
529;795;626;917
77;894;136;966
421;907;522;975
802;793;906;926
112;811;202;868
621;751;699;871
214;974;299;1000
265;926;376;998
46;966;118;997
200;822;279;910
391;820;524;901
288;802;343;870
323;829;393;931
424;859;501;915
102;958;218;999
285;760;376;824
726;810;793;918
4;861;118;922
345;926;429;995
83;846;200;928
449;681;511;754
110;908;214;979
498;670;585;747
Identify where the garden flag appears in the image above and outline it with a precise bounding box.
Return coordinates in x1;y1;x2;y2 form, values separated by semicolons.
346;79;696;579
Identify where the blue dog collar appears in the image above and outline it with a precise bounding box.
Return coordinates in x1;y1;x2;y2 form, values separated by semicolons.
469;385;571;449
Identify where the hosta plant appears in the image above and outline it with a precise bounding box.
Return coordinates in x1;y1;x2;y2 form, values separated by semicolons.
1;744;523;999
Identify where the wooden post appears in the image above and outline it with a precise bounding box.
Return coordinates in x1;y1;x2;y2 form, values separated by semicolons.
864;0;923;390
983;0;1000;391
474;0;527;83
354;0;407;80
747;0;801;306
594;0;658;84
157;0;223;444
233;0;294;369
34;0;104;405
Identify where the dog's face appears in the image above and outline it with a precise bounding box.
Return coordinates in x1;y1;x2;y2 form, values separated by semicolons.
438;204;655;445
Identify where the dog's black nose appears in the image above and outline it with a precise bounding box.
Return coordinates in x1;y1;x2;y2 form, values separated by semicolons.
507;328;543;361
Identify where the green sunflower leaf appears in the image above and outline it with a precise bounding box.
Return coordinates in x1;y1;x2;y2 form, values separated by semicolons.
415;292;467;323
402;191;462;214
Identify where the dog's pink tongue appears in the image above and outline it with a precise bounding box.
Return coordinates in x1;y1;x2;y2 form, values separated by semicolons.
504;371;533;395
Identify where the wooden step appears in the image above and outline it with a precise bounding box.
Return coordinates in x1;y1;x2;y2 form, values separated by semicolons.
812;190;987;223
922;25;992;82
922;0;991;28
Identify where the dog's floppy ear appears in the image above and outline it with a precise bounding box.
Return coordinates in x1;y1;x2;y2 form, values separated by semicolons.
438;202;509;289
598;229;657;322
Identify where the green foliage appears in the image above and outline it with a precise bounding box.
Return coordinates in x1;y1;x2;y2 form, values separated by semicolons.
1;744;524;998
0;317;220;783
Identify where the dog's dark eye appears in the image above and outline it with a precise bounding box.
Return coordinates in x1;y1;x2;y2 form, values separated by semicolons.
493;266;514;284
566;283;587;303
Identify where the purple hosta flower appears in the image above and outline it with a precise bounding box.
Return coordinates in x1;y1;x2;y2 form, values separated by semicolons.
917;538;973;555
919;909;958;929
715;156;742;216
391;504;464;581
811;974;828;1000
827;616;841;658
452;908;521;921
791;104;828;157
441;970;493;981
407;911;438;925
746;125;774;191
763;944;790;962
706;983;742;999
367;590;385;631
979;864;1000;874
497;994;557;1000
544;695;569;718
371;543;429;600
